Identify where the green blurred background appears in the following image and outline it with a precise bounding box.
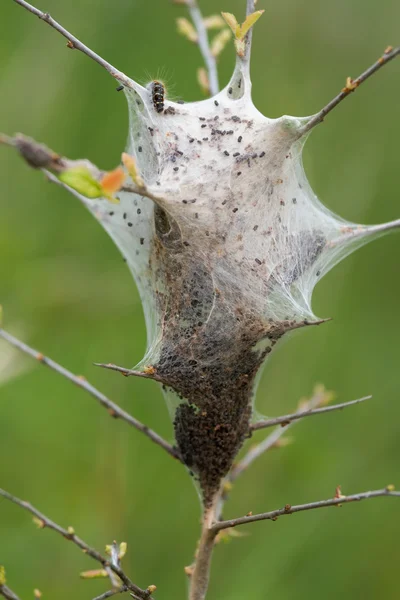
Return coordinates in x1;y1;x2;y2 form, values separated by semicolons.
1;0;399;598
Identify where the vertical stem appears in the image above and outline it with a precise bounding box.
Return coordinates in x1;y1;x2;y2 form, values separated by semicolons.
187;0;220;96
243;0;256;66
189;498;219;600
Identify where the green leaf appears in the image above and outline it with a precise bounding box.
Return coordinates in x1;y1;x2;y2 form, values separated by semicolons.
239;10;265;39
58;167;103;199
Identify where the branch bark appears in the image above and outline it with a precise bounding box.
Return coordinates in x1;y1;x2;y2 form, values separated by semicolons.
300;46;400;135
92;587;129;600
188;499;219;600
186;0;219;96
0;586;20;600
0;329;181;462
0;488;154;600
251;395;372;432
212;487;400;533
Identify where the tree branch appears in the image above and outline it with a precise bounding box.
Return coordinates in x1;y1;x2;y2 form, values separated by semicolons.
0;329;181;462
0;134;167;208
0;488;154;600
212;487;400;533
228;387;341;493
300;46;400;135
186;0;219;96
251;395;372;432
188;498;220;600
0;585;20;600
92;587;129;600
12;0;141;91
93;362;172;387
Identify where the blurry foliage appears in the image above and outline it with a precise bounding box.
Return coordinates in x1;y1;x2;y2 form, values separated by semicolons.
0;0;399;598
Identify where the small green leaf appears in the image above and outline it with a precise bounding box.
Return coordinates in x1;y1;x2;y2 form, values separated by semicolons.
239;10;265;39
0;566;6;585
59;167;103;199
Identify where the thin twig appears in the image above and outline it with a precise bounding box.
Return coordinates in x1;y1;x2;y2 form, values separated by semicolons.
229;423;292;484
92;587;129;600
251;395;372;432
93;362;170;386
0;488;153;600
300;46;400;135
0;329;181;462
186;0;219;95
230;387;336;482
0;586;20;600
243;0;256;65
12;0;139;90
212;487;400;532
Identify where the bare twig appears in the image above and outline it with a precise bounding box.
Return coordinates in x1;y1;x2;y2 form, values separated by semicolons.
186;0;219;95
93;362;171;386
0;585;20;600
0;329;181;462
300;46;400;135
229;423;292;484
229;387;338;482
0;488;153;600
251;395;372;432
212;487;400;533
12;0;140;90
92;587;129;600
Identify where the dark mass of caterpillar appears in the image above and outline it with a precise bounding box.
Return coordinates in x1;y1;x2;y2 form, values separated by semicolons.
150;80;165;113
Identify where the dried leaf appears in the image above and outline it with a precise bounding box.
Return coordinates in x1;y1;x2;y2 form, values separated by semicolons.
100;166;126;195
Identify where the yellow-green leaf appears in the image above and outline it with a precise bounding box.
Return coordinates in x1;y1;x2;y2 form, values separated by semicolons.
122;153;144;188
80;569;108;579
239;10;265;39
197;67;210;96
221;12;241;38
203;15;226;30
176;17;198;43
59;167;103;199
210;29;232;58
118;542;128;559
0;566;6;585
